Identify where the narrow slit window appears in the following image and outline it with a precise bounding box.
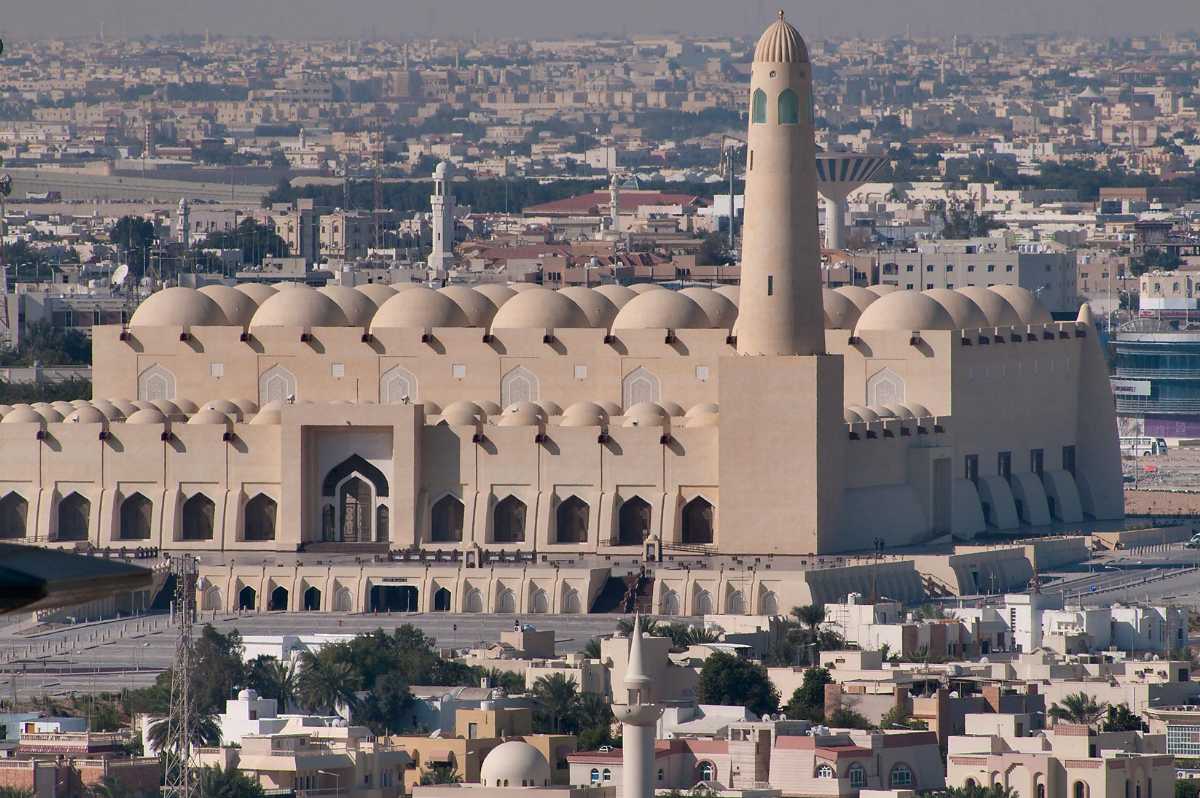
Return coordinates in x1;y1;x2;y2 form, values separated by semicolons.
767;275;774;296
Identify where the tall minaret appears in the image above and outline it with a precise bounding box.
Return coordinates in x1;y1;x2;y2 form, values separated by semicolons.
428;161;457;272
608;173;621;234
736;11;824;357
177;197;191;249
614;616;661;798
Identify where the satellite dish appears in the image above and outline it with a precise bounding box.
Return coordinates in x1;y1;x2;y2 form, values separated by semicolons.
111;264;130;286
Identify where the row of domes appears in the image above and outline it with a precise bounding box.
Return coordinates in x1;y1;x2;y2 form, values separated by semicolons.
0;398;720;430
129;283;741;333
844;403;933;424
827;284;1053;334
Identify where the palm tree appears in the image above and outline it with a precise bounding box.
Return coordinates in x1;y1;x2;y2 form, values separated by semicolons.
258;659;297;710
616;618;659;637
89;777;132;798
195;765;265;798
296;652;358;715
531;673;579;733
581;638;602;660
791;604;827;664
420;764;463;785
686;627;722;645
1048;692;1107;726
0;789;35;798
147;712;221;753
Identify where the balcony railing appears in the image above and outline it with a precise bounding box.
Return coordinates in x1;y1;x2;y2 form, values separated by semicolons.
1116;368;1200;379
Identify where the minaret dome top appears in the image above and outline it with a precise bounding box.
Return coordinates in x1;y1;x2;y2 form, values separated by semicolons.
753;11;809;65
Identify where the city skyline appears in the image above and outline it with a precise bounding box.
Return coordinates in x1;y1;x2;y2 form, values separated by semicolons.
3;0;1199;41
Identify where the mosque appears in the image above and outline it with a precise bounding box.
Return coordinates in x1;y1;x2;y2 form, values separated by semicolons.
0;15;1121;617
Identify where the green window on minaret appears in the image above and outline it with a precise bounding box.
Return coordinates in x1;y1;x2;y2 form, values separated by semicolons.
778;89;800;124
751;89;767;124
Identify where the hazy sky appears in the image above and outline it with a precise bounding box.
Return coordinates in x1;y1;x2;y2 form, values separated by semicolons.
3;0;1197;41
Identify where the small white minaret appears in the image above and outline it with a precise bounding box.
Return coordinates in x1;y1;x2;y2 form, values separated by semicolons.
428;161;457;272
177;197;191;248
614;616;661;798
608;173;621;233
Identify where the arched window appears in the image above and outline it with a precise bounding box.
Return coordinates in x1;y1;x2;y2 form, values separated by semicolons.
622;366;661;408
0;493;28;540
589;769;601;785
259;365;297;405
244;494;277;542
848;764;866;788
380;365;418;404
601;769;612;783
339;477;372;543
778;89;800;124
56;493;90;542
433;587;452;612
268;585;289;611
697;762;716;782
119;493;153;540
1074;782;1087;798
431;495;464;543
681;496;715;545
181;494;215;541
555;496;589;544
751;89;767;124
889;764;913;788
500;366;539;407
238;585;257;611
496;588;516;613
1037;784;1046;798
303;586;321;611
493;496;527;543
618;496;652;546
137;364;176;401
376;505;389;543
816;764;835;779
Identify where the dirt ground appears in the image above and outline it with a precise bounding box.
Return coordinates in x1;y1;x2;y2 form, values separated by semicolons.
1123;446;1200;518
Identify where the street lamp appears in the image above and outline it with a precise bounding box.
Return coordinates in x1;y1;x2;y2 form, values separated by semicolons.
318;769;341;798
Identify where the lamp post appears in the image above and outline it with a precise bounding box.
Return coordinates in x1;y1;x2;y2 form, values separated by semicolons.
318;769;341;798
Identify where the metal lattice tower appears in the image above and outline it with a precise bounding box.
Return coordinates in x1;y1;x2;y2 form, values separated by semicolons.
162;555;197;798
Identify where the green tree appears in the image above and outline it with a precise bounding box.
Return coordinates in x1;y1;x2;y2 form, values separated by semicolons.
89;776;134;798
246;656;296;710
191;626;247;716
296;651;359;715
784;667;831;721
1177;780;1200;798
931;786;1019;798
1103;703;1146;732
0;789;35;798
0;320;91;367
581;639;602;660
146;712;221;752
195;766;266;798
419;764;463;785
880;704;928;729
696;652;779;718
531;673;578;734
108;216;157;278
198;218;287;267
1048;692;1107;726
360;671;414;735
826;706;873;730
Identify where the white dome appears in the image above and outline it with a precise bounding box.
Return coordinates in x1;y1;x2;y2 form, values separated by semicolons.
491;289;591;330
372;287;470;330
250;287;350;329
479;741;551;788
130;287;227;327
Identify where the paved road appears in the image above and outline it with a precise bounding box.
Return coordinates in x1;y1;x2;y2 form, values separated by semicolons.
0;611;638;701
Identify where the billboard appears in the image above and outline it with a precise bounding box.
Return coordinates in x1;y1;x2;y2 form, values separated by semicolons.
1111;378;1151;397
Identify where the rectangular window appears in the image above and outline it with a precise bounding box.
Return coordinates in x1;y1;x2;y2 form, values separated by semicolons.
767;275;774;296
926;283;934;290
906;283;914;290
1006;264;1014;272
1062;445;1076;477
926;265;934;272
451;364;466;379
987;265;995;272
1030;448;1044;477
210;362;224;378
965;454;979;484
946;265;954;271
998;451;1012;480
906;265;914;272
968;265;976;272
574;365;588;380
696;365;710;382
331;363;345;378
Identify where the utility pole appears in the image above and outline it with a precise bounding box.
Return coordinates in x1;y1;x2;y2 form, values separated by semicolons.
0;161;11;344
162;555;197;798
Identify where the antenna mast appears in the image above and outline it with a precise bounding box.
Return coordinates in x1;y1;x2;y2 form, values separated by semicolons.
162;555;197;798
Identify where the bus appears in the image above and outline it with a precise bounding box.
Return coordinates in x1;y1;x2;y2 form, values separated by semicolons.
1120;436;1168;456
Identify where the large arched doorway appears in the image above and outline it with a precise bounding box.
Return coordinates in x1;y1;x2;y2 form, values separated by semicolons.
238;585;257;611
244;494;277;542
303;586;321;611
181;494;215;541
681;497;714;545
370;584;418;612
555;496;589;544
431;495;464;543
433;587;452;612
0;493;27;540
617;496;651;546
56;493;91;542
119;493;152;540
339;477;372;543
268;585;289;612
493;496;526;544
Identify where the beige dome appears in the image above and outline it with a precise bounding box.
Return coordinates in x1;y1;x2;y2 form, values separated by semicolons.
66;406;108;424
509;283;541;292
536;400;563;417
231;399;259;418
69;399;90;408
126;408;169;425
867;284;901;297
754;11;809;64
686;402;720;417
149;399;185;419
497;401;545;427
109;399;139;417
560;401;610;427
250;401;285;425
558;287;620;329
480;741;551;789
988;285;1053;324
199;285;259;326
923;289;989;329
478;400;502;416
90;400;125;421
685;412;720;428
130;401;156;412
319;286;379;326
37;407;64;423
438;286;499;327
130;287;227;327
855;291;956;333
592;284;638;308
622;402;670;428
714;285;739;305
441;401;484;426
823;288;862;330
51;401;75;415
0;405;13;417
491;289;591;330
598;401;623;418
372;287;470;330
833;286;879;318
882;404;915;420
175;399;200;414
902;402;932;418
658;401;686;417
188;409;233;426
356;283;398;306
628;283;664;294
474;284;517;307
680;287;738;330
391;282;421;292
2;406;43;425
868;404;895;418
202;399;243;422
250;287;350;329
844;407;867;424
234;283;279;304
612;290;709;331
956;287;1023;327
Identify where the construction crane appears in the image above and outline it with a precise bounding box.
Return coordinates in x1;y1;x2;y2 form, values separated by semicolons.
162;554;198;798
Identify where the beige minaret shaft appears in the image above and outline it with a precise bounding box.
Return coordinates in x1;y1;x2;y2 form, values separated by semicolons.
737;11;825;357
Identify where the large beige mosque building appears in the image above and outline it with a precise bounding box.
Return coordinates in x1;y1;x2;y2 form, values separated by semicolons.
0;16;1122;617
